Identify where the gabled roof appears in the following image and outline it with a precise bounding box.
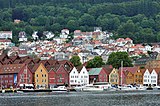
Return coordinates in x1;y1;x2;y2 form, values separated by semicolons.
31;63;40;73
20;56;31;62
59;60;74;67
9;55;20;62
48;60;59;65
0;64;25;74
3;59;12;64
122;66;139;74
23;59;34;65
76;65;83;73
103;65;113;74
33;58;40;63
13;59;22;64
0;54;8;61
89;68;102;75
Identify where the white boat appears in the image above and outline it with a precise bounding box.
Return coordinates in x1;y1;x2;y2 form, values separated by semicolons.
75;84;104;92
2;90;5;93
93;82;112;90
51;86;67;92
136;85;147;90
74;85;85;92
118;85;137;91
152;86;160;90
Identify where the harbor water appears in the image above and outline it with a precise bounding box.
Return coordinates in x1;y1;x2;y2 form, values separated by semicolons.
0;91;160;106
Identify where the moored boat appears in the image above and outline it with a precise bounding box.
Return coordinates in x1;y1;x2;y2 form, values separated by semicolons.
118;85;137;91
51;86;68;92
75;84;104;92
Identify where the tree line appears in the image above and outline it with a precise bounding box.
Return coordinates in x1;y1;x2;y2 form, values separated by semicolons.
0;0;160;44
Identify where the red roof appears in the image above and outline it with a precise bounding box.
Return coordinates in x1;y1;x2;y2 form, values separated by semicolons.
122;66;139;74
0;64;25;74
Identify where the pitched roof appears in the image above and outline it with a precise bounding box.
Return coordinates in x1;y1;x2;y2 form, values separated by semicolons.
23;59;34;65
31;63;40;73
13;59;22;64
0;54;8;61
3;59;12;64
89;68;102;75
20;56;31;62
9;56;19;62
0;64;25;74
48;60;59;65
76;65;83;73
122;66;139;74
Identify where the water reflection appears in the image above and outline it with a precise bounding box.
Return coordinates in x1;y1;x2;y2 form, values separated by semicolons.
0;91;160;106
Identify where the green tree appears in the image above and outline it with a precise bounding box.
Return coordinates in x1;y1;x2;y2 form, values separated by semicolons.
66;20;78;31
86;56;105;68
79;13;95;26
25;25;33;36
70;55;82;67
107;52;133;69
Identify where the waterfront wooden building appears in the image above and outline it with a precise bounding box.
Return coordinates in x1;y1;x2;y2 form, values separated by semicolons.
109;68;119;85
89;68;109;83
32;63;48;89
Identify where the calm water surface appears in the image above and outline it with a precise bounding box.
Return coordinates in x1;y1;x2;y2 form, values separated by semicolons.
0;91;160;106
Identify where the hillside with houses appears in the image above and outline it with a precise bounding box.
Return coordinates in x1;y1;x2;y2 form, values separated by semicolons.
0;28;160;89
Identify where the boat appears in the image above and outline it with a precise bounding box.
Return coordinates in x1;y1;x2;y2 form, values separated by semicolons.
136;85;147;90
118;85;137;91
75;84;104;92
93;82;112;90
51;86;68;92
153;85;160;90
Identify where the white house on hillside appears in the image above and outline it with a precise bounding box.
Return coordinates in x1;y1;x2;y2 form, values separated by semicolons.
32;31;38;40
0;31;12;39
19;31;27;42
69;66;89;86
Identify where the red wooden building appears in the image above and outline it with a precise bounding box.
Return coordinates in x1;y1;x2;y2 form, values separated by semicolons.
89;67;109;83
0;64;33;89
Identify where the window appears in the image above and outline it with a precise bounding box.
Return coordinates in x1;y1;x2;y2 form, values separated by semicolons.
40;69;42;72
42;74;43;77
37;74;38;77
9;75;12;78
9;80;12;83
45;79;46;82
71;80;74;83
28;79;30;83
59;74;62;78
45;74;46;77
42;79;44;82
37;79;38;82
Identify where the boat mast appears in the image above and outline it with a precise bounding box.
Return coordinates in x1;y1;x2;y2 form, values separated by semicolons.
26;65;27;84
1;75;2;90
121;61;123;86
